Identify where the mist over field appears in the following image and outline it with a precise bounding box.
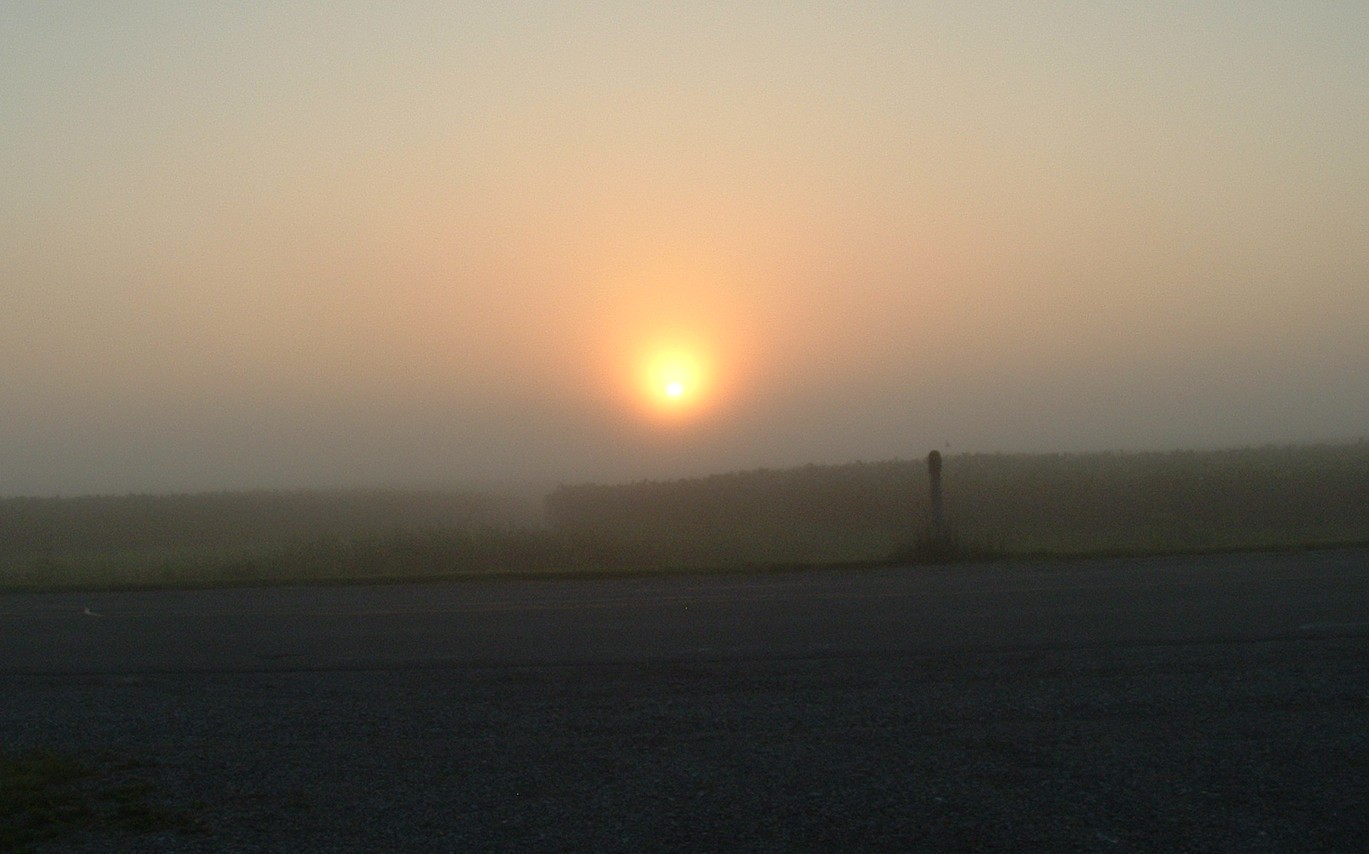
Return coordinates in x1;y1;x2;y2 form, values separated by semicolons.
2;443;1365;592
4;3;1367;497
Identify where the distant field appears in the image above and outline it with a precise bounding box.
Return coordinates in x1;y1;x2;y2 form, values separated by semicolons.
2;442;1367;591
548;441;1369;566
0;490;548;591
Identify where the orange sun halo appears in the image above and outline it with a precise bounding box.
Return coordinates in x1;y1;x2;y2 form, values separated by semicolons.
639;350;708;415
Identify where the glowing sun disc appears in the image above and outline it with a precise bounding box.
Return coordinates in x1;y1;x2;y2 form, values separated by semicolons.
637;347;709;416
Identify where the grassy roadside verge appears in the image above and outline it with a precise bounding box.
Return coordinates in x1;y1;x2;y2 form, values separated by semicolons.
0;748;205;852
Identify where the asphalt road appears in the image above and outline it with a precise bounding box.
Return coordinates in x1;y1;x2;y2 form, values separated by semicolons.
3;549;1367;851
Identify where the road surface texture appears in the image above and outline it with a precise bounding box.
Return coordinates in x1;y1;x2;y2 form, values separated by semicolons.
3;549;1367;851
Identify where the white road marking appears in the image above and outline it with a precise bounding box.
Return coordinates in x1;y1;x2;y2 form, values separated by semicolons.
1298;621;1369;631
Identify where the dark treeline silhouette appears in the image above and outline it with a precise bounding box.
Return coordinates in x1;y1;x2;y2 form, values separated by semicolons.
3;442;1366;589
547;461;917;566
547;442;1369;565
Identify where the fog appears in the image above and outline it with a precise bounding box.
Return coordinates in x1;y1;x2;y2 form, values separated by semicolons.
3;3;1366;496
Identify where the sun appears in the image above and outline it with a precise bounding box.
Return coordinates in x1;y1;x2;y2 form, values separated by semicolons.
639;348;709;416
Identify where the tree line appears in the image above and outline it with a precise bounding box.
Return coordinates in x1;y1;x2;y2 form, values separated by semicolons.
3;441;1365;588
546;442;1369;564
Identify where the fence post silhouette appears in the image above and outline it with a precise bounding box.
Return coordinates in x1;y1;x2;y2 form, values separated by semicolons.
927;450;947;548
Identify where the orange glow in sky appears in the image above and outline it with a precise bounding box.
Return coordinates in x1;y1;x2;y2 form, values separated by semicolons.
3;4;1367;493
580;252;761;428
639;348;710;417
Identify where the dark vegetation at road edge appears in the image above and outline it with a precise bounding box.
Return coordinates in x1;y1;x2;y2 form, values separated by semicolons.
0;748;205;851
2;441;1366;591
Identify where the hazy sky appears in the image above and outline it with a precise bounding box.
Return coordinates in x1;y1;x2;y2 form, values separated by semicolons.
3;2;1367;495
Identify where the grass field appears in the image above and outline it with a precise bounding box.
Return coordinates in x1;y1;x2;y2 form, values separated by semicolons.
547;441;1369;565
2;442;1366;592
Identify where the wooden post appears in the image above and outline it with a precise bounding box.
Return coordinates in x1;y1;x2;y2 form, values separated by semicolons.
927;450;946;544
